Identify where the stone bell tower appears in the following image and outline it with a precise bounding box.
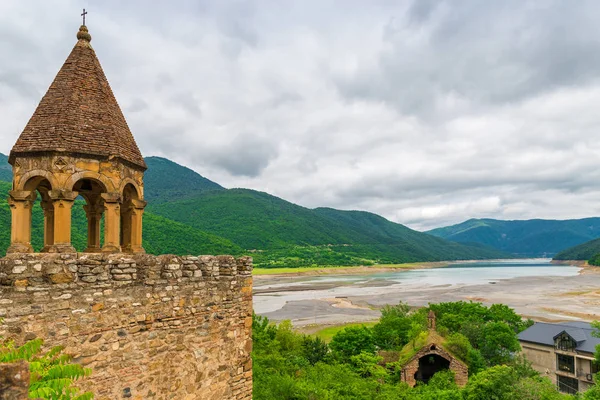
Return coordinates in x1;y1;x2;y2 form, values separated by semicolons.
7;24;147;254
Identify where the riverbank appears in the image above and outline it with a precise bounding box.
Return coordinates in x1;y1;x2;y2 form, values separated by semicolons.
253;261;453;278
253;258;598;279
254;260;600;327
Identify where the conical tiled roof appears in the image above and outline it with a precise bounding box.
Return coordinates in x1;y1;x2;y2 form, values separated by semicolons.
9;25;146;170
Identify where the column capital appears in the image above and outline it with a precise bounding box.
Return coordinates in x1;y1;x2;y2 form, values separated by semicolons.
49;190;79;201
83;203;104;217
8;190;34;202
101;192;122;203
131;199;147;209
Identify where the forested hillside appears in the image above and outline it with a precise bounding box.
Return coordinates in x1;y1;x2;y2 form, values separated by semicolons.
143;157;224;203
146;188;508;264
0;155;509;267
253;301;588;399
553;238;600;261
428;218;600;257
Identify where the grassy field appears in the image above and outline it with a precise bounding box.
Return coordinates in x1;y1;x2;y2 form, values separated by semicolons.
252;263;430;275
313;322;378;342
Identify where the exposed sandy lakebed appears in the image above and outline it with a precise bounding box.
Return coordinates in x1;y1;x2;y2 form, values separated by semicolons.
253;260;600;329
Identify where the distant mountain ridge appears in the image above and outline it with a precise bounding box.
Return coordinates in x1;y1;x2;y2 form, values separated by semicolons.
428;218;600;257
0;154;509;266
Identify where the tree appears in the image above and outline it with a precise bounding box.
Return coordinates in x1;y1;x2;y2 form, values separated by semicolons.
514;376;569;400
253;312;277;345
330;326;376;360
478;322;521;366
462;365;519;400
349;352;387;379
301;336;329;365
372;303;412;350
592;321;600;366
445;333;471;360
444;332;485;375
488;304;533;333
274;320;303;353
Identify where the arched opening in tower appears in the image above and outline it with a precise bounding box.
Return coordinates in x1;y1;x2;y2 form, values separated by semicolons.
120;183;142;253
414;353;450;385
73;178;107;252
22;176;53;252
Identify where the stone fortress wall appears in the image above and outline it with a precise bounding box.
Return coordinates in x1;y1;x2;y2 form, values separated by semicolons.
0;252;253;400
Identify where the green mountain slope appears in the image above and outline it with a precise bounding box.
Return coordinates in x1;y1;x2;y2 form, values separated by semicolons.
0;154;12;182
143;156;224;203
0;154;510;266
428;218;600;257
147;189;509;265
553;238;600;260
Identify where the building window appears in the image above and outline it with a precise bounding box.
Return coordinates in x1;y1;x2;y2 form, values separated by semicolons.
557;375;579;394
555;333;576;351
557;354;575;373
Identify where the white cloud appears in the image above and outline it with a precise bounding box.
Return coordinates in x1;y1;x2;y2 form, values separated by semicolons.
2;0;600;231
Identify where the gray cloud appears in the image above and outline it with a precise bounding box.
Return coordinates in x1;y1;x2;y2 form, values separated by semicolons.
205;134;278;177
3;0;600;230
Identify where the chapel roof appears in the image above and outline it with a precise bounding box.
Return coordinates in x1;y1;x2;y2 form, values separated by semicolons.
9;25;146;170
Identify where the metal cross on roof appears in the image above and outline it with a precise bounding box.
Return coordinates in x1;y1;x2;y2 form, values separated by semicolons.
81;8;88;26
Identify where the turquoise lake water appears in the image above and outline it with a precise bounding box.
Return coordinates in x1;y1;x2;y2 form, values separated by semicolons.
253;259;581;314
307;259;580;286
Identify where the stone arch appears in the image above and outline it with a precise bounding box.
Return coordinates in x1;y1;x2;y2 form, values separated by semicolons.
118;178;142;199
414;353;451;384
119;183;145;253
72;176;110;253
401;343;468;388
12;173;56;253
18;170;58;192
65;171;116;193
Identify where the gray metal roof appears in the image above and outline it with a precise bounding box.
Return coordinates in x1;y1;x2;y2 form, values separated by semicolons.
564;328;588;343
518;321;600;354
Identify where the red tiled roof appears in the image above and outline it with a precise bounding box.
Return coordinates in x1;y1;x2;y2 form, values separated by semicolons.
9;25;146;170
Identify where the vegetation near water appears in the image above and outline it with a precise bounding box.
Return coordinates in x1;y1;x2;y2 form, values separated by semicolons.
253;301;600;399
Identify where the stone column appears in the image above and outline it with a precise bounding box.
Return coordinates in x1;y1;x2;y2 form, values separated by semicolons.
41;199;55;252
6;190;35;254
123;199;146;254
83;201;104;253
102;192;121;253
47;190;78;253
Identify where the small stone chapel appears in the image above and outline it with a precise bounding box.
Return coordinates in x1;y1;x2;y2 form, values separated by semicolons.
399;311;468;387
7;24;146;255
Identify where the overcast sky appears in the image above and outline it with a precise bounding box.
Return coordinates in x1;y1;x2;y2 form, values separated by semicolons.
2;1;600;231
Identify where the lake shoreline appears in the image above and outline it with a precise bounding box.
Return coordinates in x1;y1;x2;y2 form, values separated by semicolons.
254;260;600;327
253;262;450;278
253;258;592;279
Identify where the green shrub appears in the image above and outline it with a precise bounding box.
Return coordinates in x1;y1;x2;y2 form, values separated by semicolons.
0;334;93;399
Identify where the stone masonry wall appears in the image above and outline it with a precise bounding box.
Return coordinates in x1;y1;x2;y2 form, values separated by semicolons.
0;361;29;400
0;253;253;400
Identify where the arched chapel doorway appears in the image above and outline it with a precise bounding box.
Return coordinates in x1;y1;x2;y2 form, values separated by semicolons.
414;352;451;384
